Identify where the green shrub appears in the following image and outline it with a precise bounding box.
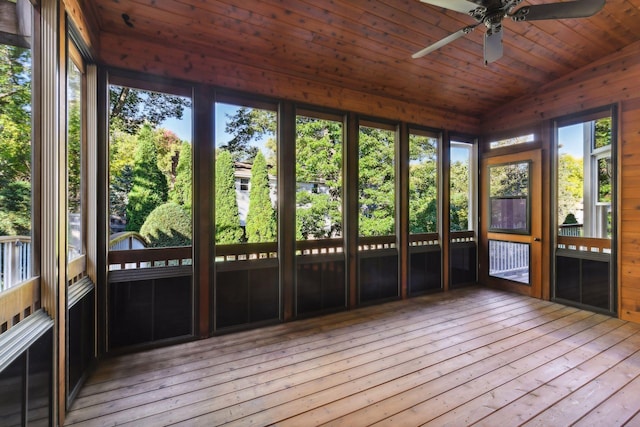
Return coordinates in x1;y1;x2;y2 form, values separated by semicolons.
140;203;191;247
563;213;578;224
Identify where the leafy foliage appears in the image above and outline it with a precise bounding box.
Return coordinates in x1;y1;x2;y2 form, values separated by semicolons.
295;117;343;239
170;142;192;211
0;45;32;236
245;151;277;242
140;203;191;247
220;106;276;162
450;160;470;231
215;150;243;244
67;60;82;213
126;125;168;231
594;117;612;149
109;86;191;134
358;126;395;237
154;128;183;189
489;163;529;197
557;153;583;226
409;134;438;234
0;181;31;235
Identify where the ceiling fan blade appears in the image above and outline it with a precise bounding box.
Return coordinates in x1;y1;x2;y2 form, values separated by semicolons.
510;0;605;21
484;27;503;65
419;0;484;15
412;25;477;59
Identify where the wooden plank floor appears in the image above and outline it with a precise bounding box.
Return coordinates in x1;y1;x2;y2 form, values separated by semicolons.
65;287;640;426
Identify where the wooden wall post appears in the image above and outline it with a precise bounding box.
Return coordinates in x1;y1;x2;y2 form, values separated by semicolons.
279;101;296;320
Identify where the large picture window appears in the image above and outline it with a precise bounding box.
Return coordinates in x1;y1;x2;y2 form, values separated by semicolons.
0;3;34;292
108;84;192;251
409;130;438;234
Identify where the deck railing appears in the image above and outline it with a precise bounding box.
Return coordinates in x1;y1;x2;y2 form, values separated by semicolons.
489;240;529;279
558;223;584;237
0;236;32;292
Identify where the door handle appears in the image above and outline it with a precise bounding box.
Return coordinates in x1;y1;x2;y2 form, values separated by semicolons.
533;237;541;242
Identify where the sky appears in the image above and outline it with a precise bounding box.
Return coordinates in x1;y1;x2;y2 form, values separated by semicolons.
558;123;583;156
160;105;585;160
160;103;267;150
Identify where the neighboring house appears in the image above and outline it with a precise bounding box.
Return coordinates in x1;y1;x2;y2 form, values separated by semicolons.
233;161;329;226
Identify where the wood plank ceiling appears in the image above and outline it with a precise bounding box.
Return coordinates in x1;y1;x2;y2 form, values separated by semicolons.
89;0;640;120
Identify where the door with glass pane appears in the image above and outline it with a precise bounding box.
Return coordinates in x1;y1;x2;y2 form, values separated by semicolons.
480;150;542;297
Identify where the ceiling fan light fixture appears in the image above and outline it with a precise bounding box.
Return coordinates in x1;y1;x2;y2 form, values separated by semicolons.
413;0;606;64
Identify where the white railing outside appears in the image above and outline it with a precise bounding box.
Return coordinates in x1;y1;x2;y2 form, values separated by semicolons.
489;240;529;284
0;236;32;292
559;223;583;237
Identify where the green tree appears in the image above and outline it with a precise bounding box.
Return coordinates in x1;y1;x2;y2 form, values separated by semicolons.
109;121;138;221
0;44;32;235
215;149;243;244
126;125;168;231
221;106;276;162
245;151;276;242
358;126;395;237
170;142;192;211
557;153;583;225
0;181;31;235
450;160;470;231
140;202;191;247
295;117;343;239
409;134;438;234
154;128;183;189
109;85;191;134
67;67;82;213
594;117;612;149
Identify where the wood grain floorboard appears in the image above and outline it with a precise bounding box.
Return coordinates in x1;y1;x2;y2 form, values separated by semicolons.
64;287;640;426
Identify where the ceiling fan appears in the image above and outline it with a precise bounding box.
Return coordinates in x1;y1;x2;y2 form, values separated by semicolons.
412;0;606;65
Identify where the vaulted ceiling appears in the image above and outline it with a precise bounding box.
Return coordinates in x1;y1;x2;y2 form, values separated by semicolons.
88;0;640;120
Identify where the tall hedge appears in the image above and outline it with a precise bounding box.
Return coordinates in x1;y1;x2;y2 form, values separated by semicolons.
126;125;168;231
139;202;191;247
245;151;276;243
170;142;192;211
215;150;243;244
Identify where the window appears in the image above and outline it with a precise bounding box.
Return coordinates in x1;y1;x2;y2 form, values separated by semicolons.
557;115;613;238
488;162;530;233
0;2;34;291
67;45;84;261
214;101;277;243
108;83;192;252
213;98;280;329
295;111;345;314
358;122;398;302
489;133;535;149
358;123;395;237
296;113;342;240
409;129;438;234
450;141;476;232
